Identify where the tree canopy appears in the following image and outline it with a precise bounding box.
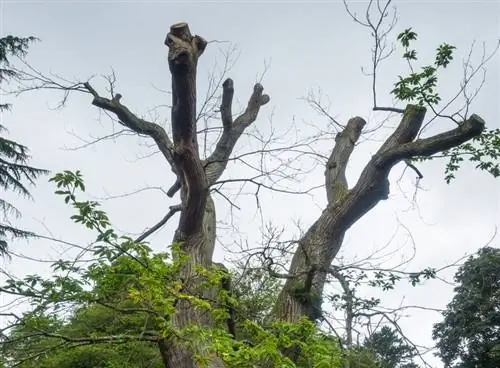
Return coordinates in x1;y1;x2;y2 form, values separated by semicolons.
433;247;500;368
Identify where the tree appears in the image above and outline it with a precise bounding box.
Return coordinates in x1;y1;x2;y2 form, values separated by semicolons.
363;326;419;368
432;247;500;368
0;35;48;256
0;261;284;367
1;0;499;367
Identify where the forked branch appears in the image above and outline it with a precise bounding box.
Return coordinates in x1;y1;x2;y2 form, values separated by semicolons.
204;79;270;184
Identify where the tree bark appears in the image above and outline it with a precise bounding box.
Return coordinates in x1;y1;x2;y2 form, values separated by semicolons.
160;23;269;368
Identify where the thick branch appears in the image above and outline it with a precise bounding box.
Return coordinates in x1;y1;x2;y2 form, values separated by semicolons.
390;114;485;159
204;80;270;185
331;107;485;233
379;105;426;152
83;82;175;167
273;105;486;325
325;117;366;204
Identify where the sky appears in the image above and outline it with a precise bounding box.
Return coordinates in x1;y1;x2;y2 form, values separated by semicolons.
1;0;499;366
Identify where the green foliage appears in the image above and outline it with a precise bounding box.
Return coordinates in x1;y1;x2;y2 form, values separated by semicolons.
363;326;419;368
0;35;38;87
214;318;342;368
231;267;281;329
392;28;455;106
442;128;500;183
1;170;346;368
0;35;48;256
2;312;162;368
328;266;436;314
410;128;500;183
342;347;381;368
432;247;500;368
393;29;500;183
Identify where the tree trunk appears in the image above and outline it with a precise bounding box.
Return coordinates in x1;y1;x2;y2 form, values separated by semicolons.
159;23;270;367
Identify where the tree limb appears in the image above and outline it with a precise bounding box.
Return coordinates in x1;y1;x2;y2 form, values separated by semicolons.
135;204;182;243
204;80;270;185
389;114;485;160
325;117;366;204
83;82;175;168
273;104;486;324
166;78;270;199
165;22;208;240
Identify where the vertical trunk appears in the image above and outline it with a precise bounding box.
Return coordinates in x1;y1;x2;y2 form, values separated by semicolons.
160;23;226;368
273;118;365;323
158;23;269;367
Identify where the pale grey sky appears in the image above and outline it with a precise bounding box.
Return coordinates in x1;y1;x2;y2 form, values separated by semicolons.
1;1;499;366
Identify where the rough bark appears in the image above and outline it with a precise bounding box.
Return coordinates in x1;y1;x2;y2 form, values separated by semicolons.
273;117;365;322
273;106;485;327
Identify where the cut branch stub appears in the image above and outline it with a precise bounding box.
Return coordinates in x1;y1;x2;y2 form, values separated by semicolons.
379;104;427;153
325;117;366;204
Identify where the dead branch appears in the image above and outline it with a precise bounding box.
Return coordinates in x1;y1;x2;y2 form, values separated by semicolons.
135;204;182;243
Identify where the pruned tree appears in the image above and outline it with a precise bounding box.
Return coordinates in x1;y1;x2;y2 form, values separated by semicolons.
2;1;499;367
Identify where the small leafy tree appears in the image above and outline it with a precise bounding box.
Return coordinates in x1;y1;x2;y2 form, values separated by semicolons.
432;247;500;368
0;35;48;256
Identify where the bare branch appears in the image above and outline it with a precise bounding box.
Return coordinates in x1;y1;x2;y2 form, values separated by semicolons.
135;204;182;243
373;106;405;114
83;82;175;168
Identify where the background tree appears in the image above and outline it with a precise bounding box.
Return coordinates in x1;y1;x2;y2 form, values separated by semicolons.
432;247;500;368
0;35;48;256
1;0;499;367
363;326;419;368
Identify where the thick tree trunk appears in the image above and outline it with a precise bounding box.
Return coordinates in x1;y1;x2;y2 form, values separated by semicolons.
159;23;269;368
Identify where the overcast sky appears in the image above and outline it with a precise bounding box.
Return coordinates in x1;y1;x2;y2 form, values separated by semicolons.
1;0;499;366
